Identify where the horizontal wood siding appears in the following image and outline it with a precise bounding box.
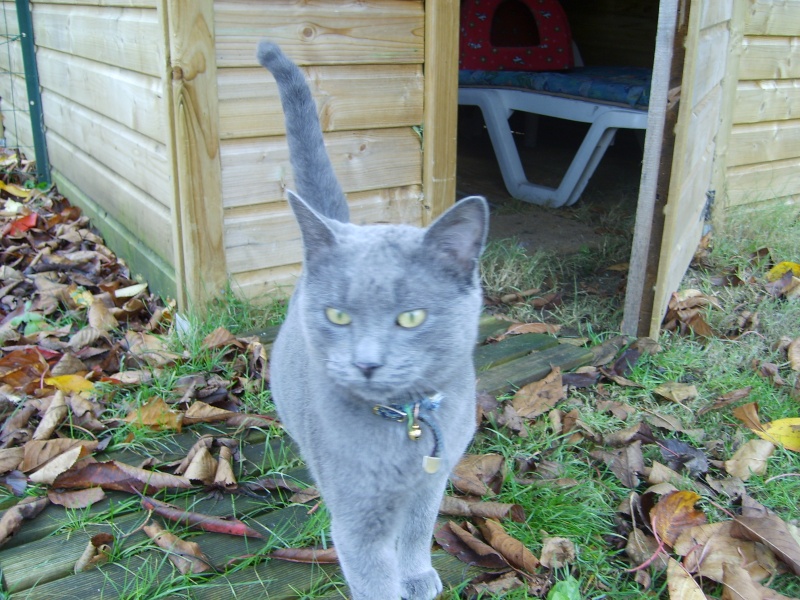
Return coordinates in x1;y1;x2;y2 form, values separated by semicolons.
725;0;800;208
216;0;426;296
28;1;177;298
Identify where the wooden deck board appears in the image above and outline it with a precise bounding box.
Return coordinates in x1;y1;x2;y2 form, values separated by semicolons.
0;324;593;598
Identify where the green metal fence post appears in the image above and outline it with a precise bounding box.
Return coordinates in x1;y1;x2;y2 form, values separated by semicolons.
14;0;49;183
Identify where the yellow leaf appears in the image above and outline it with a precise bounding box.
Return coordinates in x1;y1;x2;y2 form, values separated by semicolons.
0;180;31;198
45;374;94;393
756;418;800;452
766;261;800;282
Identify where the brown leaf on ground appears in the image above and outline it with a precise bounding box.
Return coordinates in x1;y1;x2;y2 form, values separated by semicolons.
467;571;528;596
213;445;237;489
28;444;94;485
450;453;505;496
433;521;510;569
289;486;320;504
140;496;264;538
31;391;69;440
653;382;698;404
626;528;668;571
48;487;106;509
0;348;50;394
0;447;24;474
512;366;564;419
269;546;339;564
590;441;644;488
21;438;99;473
181;446;217;485
74;532;114;572
143;521;214;574
650;490;707;547
724;439;775;480
172;436;214;475
539;536;576;569
478;517;539;573
788;337;800;372
124;397;183;432
731;514;800;577
182;401;236;425
666;557;708;599
201;326;244;351
697;387;753;416
87;300;118;333
52;460;191;493
674;521;777;583
123;331;180;368
439;495;525;522
0;496;49;547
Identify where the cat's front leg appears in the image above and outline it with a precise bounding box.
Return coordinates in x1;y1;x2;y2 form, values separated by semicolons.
397;474;448;600
330;508;403;599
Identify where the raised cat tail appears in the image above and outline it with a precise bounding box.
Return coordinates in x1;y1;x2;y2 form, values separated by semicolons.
256;42;349;223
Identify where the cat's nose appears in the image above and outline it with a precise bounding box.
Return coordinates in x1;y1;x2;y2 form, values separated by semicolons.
354;362;382;379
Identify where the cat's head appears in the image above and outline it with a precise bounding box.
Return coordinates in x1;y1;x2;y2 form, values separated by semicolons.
289;192;489;402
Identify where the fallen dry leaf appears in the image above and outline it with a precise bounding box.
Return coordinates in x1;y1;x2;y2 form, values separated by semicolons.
731;514;800;577
477;517;539;573
666;556;708;599
143;521;214;574
450;453;505;496
439;495;525;522
52;460;191;493
268;546;339;564
724;439;775;480
31;391;69;440
28;444;92;485
21;438;99;473
650;490;707;547
48;487;106;509
433;521;509;570
0;496;49;547
653;382;698;404
140;496;263;538
181;446;217;485
539;536;576;569
124;397;183;432
511;366;564;419
74;532;114;572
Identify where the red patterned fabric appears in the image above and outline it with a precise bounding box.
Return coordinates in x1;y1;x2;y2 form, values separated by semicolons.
460;0;573;71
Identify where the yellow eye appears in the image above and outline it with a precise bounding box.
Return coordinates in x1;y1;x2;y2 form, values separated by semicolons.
397;309;427;328
325;307;352;326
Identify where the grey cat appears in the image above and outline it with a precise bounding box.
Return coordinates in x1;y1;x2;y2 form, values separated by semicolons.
257;42;488;600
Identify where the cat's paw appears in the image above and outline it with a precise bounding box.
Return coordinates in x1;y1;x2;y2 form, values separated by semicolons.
401;569;443;600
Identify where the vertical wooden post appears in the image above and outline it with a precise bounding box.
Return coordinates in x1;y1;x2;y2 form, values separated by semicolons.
163;0;227;311
422;0;460;224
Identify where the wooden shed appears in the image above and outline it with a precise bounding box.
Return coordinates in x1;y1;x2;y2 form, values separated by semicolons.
0;0;798;337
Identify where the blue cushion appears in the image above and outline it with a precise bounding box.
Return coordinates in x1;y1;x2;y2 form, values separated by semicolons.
458;66;652;109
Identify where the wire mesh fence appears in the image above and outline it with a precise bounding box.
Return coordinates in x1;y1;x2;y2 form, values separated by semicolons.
0;0;48;181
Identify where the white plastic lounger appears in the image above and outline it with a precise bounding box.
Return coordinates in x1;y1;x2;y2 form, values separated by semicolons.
458;67;651;208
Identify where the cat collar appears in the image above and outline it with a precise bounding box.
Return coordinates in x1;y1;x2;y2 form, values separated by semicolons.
372;393;444;474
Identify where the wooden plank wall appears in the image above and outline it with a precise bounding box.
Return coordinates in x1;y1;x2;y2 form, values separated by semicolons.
26;0;177;299
649;0;739;336
213;0;427;298
0;3;34;152
724;0;800;209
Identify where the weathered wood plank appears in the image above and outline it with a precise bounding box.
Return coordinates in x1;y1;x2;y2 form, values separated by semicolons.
41;91;171;206
220;128;422;210
474;334;559;371
739;36;800;80
36;48;167;143
476;344;594;396
726;157;800;205
217;64;424;140
224;186;423;275
51;170;177;299
165;0;228;311
744;0;800;36
31;0;156;6
733;80;800;124
422;0;459;224
214;0;424;68
727;119;800;167
31;4;162;77
47;132;174;265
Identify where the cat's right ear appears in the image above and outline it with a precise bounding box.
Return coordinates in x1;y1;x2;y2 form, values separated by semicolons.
287;191;339;259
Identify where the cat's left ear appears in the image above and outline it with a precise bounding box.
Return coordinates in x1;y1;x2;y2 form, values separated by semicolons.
287;190;339;260
423;196;489;272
